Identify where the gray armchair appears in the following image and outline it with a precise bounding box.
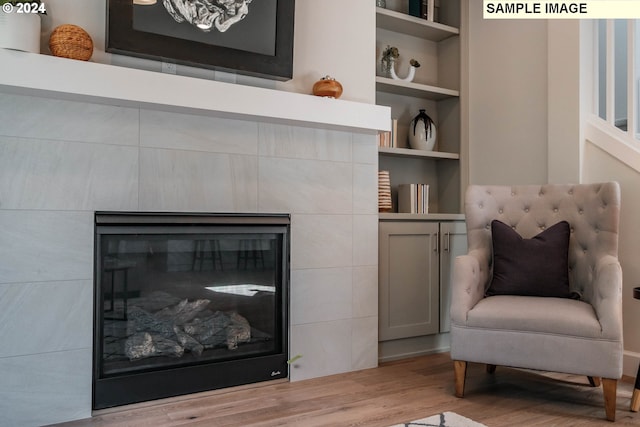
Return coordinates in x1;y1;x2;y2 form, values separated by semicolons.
450;182;623;421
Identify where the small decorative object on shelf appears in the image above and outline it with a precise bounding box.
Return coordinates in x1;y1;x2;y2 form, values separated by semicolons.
378;170;393;212
380;45;399;78
381;45;421;82
0;0;46;53
376;0;386;8
312;75;343;99
49;24;94;61
390;58;420;83
408;109;437;151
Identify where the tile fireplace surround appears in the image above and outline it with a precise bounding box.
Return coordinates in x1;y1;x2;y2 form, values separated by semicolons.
0;56;386;425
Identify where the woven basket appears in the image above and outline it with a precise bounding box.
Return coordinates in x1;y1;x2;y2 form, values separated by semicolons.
49;24;93;61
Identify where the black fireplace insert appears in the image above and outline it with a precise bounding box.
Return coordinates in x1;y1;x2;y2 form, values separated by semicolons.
93;212;290;409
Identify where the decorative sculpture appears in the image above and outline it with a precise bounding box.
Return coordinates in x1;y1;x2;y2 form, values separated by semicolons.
162;0;253;32
390;59;421;83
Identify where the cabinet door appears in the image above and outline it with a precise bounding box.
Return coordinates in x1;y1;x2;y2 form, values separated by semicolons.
379;221;440;341
439;221;467;333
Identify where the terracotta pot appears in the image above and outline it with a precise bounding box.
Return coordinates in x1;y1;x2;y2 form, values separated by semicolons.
312;76;343;99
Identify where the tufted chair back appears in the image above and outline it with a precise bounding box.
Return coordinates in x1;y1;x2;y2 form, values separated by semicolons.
465;182;620;304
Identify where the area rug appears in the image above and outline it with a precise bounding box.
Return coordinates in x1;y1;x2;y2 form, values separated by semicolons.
389;411;487;427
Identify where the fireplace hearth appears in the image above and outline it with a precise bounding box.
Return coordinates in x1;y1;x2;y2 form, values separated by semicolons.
93;212;290;410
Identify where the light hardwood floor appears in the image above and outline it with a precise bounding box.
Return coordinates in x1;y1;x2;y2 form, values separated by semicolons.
52;352;640;426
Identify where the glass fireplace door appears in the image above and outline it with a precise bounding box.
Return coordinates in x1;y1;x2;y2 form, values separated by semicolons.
93;213;289;409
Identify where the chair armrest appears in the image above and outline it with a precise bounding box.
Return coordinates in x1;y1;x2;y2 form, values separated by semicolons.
450;248;490;326
589;255;623;340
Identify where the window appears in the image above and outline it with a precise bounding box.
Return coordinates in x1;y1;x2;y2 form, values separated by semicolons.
597;19;638;138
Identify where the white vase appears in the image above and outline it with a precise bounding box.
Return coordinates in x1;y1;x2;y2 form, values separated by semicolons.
0;12;41;53
408;109;437;151
390;64;417;83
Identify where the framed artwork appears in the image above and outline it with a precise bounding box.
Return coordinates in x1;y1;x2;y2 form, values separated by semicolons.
106;0;295;81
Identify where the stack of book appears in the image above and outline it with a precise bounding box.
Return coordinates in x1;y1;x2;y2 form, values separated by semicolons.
377;119;398;148
398;183;429;214
409;0;436;21
378;171;392;212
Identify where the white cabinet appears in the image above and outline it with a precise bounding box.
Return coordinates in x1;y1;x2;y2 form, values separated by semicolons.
379;220;439;341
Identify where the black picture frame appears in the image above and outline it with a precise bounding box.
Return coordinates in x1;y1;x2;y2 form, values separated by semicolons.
106;0;295;81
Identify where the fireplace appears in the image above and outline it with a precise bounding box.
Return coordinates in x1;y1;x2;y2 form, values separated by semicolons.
92;212;290;410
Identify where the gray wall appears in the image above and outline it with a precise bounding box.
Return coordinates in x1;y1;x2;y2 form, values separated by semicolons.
467;1;548;185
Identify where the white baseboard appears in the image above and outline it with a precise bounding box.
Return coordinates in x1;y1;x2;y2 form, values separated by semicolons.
378;346;450;364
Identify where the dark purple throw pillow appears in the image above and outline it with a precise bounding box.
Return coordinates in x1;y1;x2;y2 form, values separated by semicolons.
487;219;572;298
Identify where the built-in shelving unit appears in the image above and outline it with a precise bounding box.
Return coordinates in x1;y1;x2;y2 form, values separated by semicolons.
376;2;462;216
376;2;466;361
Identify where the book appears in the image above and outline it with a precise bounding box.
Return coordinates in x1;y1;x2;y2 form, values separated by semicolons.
409;0;421;17
391;119;398;148
420;0;434;21
398;184;417;213
377;131;392;147
378;120;398;148
398;184;429;214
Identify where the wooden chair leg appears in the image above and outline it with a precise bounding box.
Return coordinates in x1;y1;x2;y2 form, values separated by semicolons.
588;376;601;387
453;360;467;398
632;364;640;412
602;378;617;422
486;364;496;374
631;388;640;412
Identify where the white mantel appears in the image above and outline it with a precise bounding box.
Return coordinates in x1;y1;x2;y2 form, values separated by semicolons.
0;50;390;133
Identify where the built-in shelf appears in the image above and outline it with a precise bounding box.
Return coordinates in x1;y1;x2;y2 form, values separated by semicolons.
378;146;459;160
379;213;465;221
0;49;391;133
375;77;459;100
376;7;459;42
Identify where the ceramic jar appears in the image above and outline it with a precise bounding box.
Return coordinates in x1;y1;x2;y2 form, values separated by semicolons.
0;12;41;53
312;75;343;99
408;109;436;151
